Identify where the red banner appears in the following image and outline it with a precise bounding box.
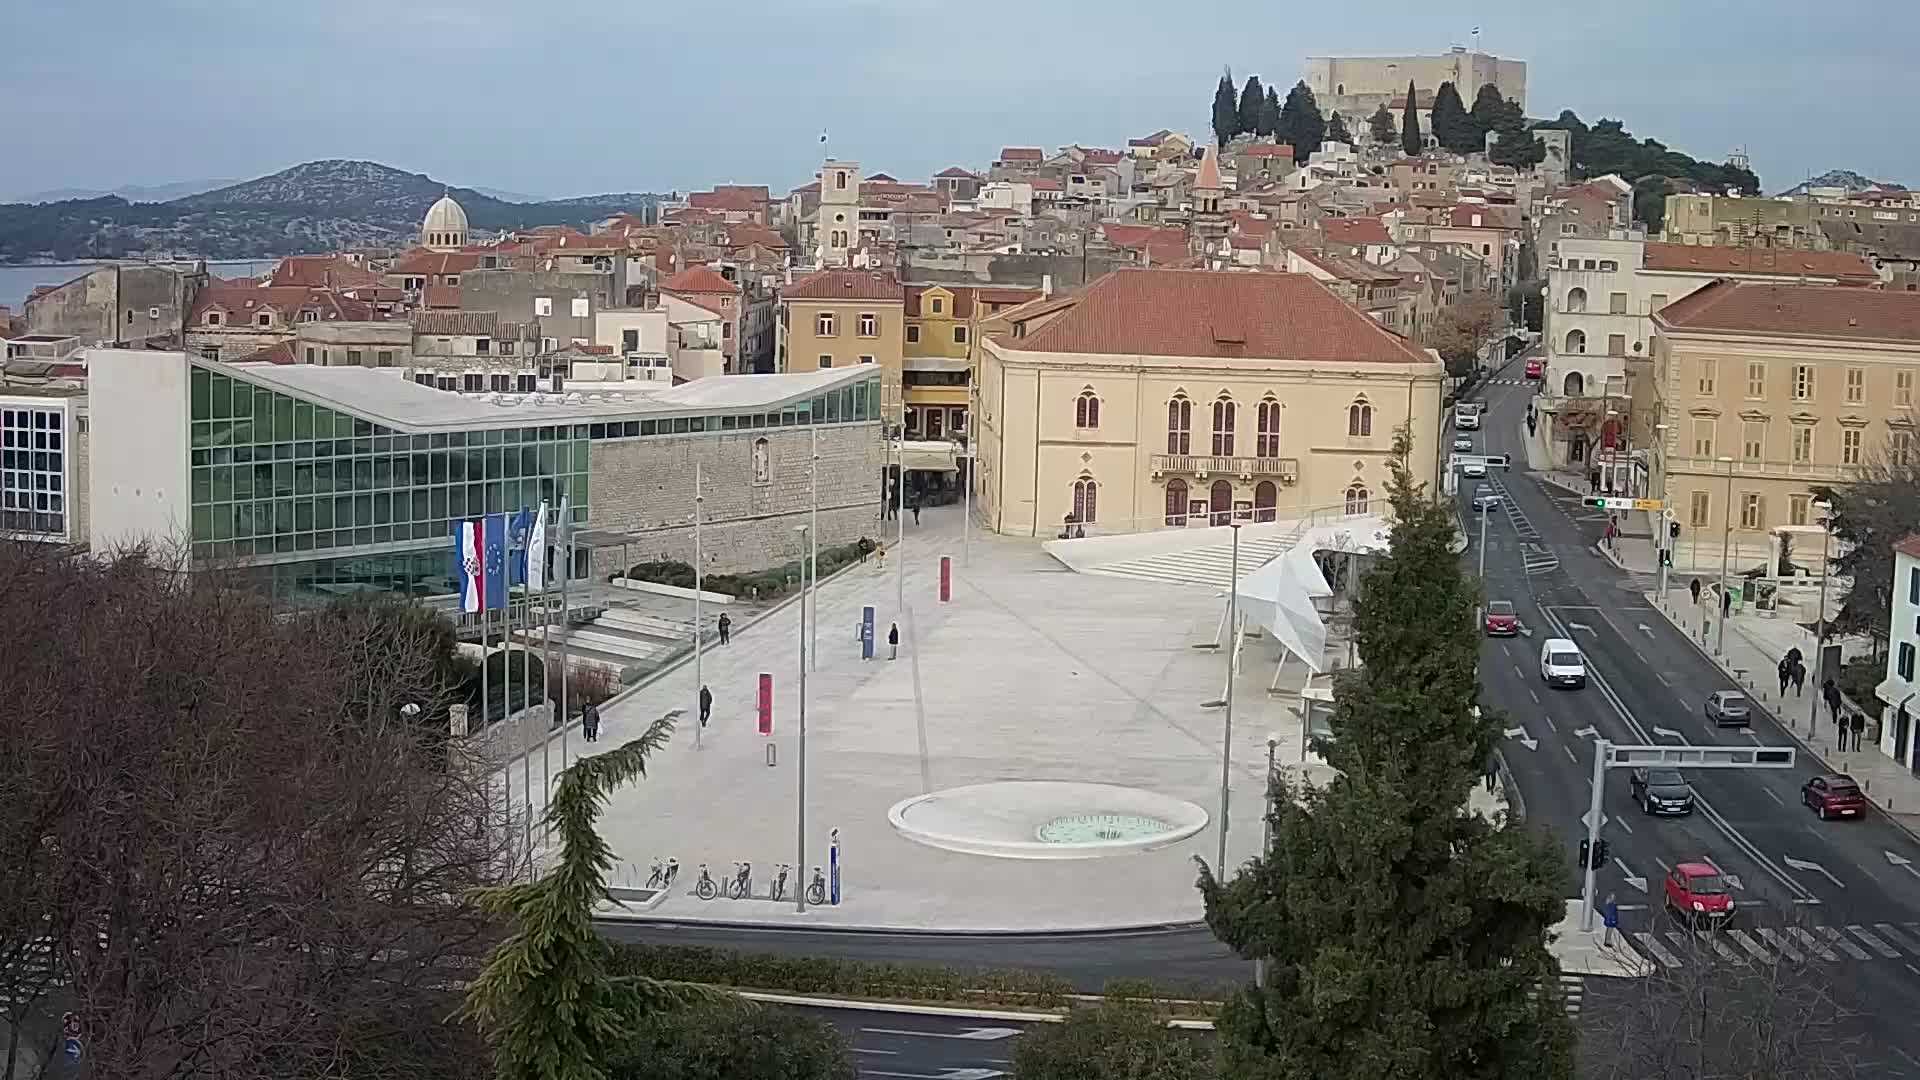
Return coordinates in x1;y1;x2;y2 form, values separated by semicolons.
939;556;951;602
757;673;773;735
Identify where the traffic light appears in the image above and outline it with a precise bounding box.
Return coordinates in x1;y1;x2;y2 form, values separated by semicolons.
1576;837;1610;870
1593;838;1611;869
1582;497;1608;509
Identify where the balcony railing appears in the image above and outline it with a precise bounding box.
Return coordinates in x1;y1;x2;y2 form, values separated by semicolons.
1662;455;1863;483
1150;454;1300;482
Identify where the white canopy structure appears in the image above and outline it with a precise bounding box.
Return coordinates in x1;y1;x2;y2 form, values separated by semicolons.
1232;515;1393;675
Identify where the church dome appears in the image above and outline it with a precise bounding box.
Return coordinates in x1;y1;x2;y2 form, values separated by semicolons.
421;194;469;249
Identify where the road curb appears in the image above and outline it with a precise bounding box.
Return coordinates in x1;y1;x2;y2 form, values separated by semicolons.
1641;591;1920;848
593;913;1210;938
732;990;1219;1029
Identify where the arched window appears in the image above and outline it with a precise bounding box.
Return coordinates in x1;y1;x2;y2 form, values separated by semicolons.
1256;397;1281;458
1563;371;1586;397
751;437;771;485
1208;480;1234;526
1566;329;1586;354
1347;398;1373;437
1567;287;1588;313
1072;475;1099;524
1211;394;1236;456
1254;480;1277;522
1075;388;1101;430
1166;394;1192;454
1345;482;1370;515
1165;478;1189;526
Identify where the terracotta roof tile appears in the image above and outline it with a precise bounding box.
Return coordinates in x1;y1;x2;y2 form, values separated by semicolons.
1007;268;1431;363
1236;143;1296;158
387;248;486;276
422;284;460;309
782;269;904;302
1655;280;1920;342
1323;217;1391;245
659;265;738;294
1079;148;1123;165
1100;223;1187;251
242;341;298;365
189;284;372;324
1641;242;1876;282
268;255;382;290
1896;534;1920;561
688;188;768;213
1196;146;1222;190
936;166;978;179
998;147;1044;162
1031;178;1063;192
414;310;500;337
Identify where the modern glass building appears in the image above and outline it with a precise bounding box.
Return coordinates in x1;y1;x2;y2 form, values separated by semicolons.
88;351;882;606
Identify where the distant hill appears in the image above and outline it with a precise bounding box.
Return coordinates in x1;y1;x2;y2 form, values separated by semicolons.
0;159;664;264
7;179;235;204
1773;169;1904;198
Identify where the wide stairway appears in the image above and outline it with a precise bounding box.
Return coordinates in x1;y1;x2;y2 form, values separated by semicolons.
513;608;705;683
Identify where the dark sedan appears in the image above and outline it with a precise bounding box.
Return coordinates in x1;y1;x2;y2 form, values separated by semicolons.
1803;774;1866;820
1630;767;1695;815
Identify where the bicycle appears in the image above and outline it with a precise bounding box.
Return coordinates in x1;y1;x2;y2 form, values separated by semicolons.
769;863;792;902
729;861;753;900
805;865;827;906
645;857;680;891
692;863;718;901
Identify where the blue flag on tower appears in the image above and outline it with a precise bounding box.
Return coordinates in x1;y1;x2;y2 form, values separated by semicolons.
482;513;508;611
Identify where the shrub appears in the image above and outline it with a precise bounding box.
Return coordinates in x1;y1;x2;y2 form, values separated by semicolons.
608;943;1074;1008
1011;1001;1219;1080
550;660;619;717
606;997;855;1080
623;539;876;602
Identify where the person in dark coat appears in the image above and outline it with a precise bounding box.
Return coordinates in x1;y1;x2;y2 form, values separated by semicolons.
1790;658;1806;696
698;685;712;728
1850;710;1867;752
1690;578;1702;605
1778;657;1793;698
717;612;732;645
1482;754;1498;794
582;702;601;743
887;622;900;661
1824;679;1844;724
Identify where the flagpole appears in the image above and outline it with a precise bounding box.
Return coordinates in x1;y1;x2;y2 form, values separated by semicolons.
559;498;571;774
693;464;704;750
810;428;819;672
538;502;555;786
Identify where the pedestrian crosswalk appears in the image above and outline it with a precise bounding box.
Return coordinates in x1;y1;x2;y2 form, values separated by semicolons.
1528;973;1589;1019
1483;377;1538;387
1621;921;1920;970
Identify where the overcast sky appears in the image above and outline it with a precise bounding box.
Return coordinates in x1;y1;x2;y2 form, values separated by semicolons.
4;0;1911;201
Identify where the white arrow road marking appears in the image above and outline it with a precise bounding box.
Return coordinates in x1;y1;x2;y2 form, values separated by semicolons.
1652;726;1685;740
1887;852;1920;880
1783;856;1846;889
1614;856;1647;893
1638;623;1656;638
1574;726;1597;738
862;1028;1024;1042
1503;726;1538;751
1568;622;1594;633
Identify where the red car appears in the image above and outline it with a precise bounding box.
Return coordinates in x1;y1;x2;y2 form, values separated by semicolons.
1803;774;1866;820
1524;358;1544;379
1664;862;1734;926
1484;599;1519;636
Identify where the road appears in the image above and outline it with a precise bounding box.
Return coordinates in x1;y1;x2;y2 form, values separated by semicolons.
799;1005;1030;1079
1466;352;1920;1074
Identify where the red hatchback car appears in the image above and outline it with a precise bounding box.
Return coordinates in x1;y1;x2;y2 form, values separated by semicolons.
1525;358;1544;379
1485;600;1520;636
1803;774;1866;820
1664;862;1734;926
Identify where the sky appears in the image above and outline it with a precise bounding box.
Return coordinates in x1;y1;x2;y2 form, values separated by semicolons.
4;0;1914;201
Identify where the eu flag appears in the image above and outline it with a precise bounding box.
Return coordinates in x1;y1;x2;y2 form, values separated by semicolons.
482;513;508;611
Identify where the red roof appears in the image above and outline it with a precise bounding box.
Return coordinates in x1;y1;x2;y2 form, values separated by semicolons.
1031;178;1063;192
720;224;788;251
1656;280;1920;342
1237;143;1296;158
1324;217;1391;246
688;187;768;213
1080;149;1123;165
268;255;381;290
1196;146;1222;190
1895;534;1920;561
782;270;905;302
189;284;372;324
659;265;738;295
1006;268;1432;363
1640;242;1876;283
1101;223;1187;251
998;147;1043;162
241;342;298;365
388;249;485;276
423;284;461;309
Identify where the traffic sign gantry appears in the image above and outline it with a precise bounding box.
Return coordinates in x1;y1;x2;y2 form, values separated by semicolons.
1582;496;1664;511
1448;453;1511;470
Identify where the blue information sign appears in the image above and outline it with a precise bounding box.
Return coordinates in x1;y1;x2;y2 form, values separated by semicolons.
861;606;875;661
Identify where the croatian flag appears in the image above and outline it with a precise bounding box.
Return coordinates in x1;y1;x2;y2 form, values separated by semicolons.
454;519;485;613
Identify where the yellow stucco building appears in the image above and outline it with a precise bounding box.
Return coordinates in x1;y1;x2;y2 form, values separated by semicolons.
901;283;1043;440
974;268;1446;537
777;270;906;424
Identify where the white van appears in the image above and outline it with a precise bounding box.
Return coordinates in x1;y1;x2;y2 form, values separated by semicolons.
1454;403;1483;431
1539;638;1587;689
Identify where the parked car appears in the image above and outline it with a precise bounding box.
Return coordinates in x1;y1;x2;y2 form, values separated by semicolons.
1484;600;1520;636
1664;862;1734;926
1525;358;1544;379
1802;774;1866;820
1705;690;1751;727
1629;767;1695;815
1538;638;1587;689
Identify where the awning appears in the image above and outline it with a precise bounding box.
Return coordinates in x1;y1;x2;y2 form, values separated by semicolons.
897;440;960;473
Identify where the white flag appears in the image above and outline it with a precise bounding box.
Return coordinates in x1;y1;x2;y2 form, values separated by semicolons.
555;495;573;585
527;499;551;591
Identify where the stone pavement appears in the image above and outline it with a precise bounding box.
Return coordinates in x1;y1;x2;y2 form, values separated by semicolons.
1646;585;1920;835
498;503;1511;932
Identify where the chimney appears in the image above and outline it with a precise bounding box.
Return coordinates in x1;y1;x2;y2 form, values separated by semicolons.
1042;273;1053;298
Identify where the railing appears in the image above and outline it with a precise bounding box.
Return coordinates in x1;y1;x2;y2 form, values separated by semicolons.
1150;454;1300;482
1663;456;1862;483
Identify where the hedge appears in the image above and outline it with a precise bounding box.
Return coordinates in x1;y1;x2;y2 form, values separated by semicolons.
623;539;876;602
607;942;1228;1017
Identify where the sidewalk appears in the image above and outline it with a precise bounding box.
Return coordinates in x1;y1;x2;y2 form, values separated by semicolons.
1645;586;1920;835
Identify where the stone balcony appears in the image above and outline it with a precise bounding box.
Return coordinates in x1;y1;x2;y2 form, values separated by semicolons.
1149;454;1300;483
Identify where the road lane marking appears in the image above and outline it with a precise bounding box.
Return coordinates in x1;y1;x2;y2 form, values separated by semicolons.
1656;671;1670;686
1514;664;1524;679
1762;788;1783;805
1529;689;1540;704
1635;931;1682;967
1564;745;1577;763
1729;929;1774;963
1786;927;1840;961
1757;928;1806;962
856;1049;902;1056
1543;713;1556;731
1816;926;1873;960
862;1028;1025;1042
1846;925;1901;958
1615;815;1633;834
1876;923;1920;955
1654;857;1671;872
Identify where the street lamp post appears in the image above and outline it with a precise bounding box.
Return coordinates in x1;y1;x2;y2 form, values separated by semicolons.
1716;456;1735;654
810;429;819;672
1478;494;1490;580
693;464;705;750
795;522;811;913
1653;423;1671;599
1217;521;1242;874
1253;733;1277;987
1810;500;1834;734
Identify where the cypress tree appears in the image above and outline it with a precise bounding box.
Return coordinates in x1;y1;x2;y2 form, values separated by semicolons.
1367;103;1397;146
1400;81;1423;156
1212;71;1239;148
1277;80;1326;164
1469;83;1508;148
1326;111;1351;146
1198;434;1576;1080
1238;75;1266;141
1431;81;1471;153
1261;85;1282;138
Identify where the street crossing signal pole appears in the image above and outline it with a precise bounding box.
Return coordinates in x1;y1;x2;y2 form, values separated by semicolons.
1581;739;1607;931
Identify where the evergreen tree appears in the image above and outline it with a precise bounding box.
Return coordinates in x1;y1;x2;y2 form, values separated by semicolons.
1261;85;1282;138
1198;434;1576;1080
1400;81;1423;156
1212;70;1239;148
1238;75;1266;141
1468;83;1508;148
1326;111;1351;145
1276;80;1326;164
1485;96;1546;171
1430;81;1471;153
1367;103;1397;146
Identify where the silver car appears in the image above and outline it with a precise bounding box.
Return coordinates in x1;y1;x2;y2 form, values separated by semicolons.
1706;690;1751;727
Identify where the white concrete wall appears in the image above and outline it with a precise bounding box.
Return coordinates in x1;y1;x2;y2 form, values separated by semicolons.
595;307;668;355
86;348;191;553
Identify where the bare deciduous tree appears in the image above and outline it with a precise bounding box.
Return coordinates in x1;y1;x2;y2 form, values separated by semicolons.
0;543;514;1080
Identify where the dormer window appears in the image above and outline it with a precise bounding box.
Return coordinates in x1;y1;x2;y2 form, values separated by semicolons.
256;312;272;328
204;311;223;326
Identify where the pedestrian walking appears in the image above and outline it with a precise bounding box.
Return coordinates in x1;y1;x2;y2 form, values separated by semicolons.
1778;657;1793;698
911;502;921;526
1790;658;1806;696
1849;710;1867;752
1482;754;1498;794
887;622;899;661
582;702;601;743
1824;678;1843;724
1689;578;1702;605
698;684;712;729
716;612;731;646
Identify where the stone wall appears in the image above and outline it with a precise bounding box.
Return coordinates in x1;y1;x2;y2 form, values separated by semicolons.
586;421;884;579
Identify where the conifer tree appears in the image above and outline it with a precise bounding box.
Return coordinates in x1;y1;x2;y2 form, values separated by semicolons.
1276;80;1326;164
1325;111;1351;146
1260;86;1282;138
1400;81;1423;156
1212;71;1239;148
1367;103;1397;146
1198;434;1576;1080
1469;83;1508;148
1430;81;1471;153
1238;75;1266;141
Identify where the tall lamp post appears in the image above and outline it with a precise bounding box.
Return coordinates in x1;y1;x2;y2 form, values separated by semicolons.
692;465;705;749
1653;423;1671;598
794;521;812;912
1253;733;1278;987
1216;521;1243;874
1809;500;1834;734
1716;455;1735;654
